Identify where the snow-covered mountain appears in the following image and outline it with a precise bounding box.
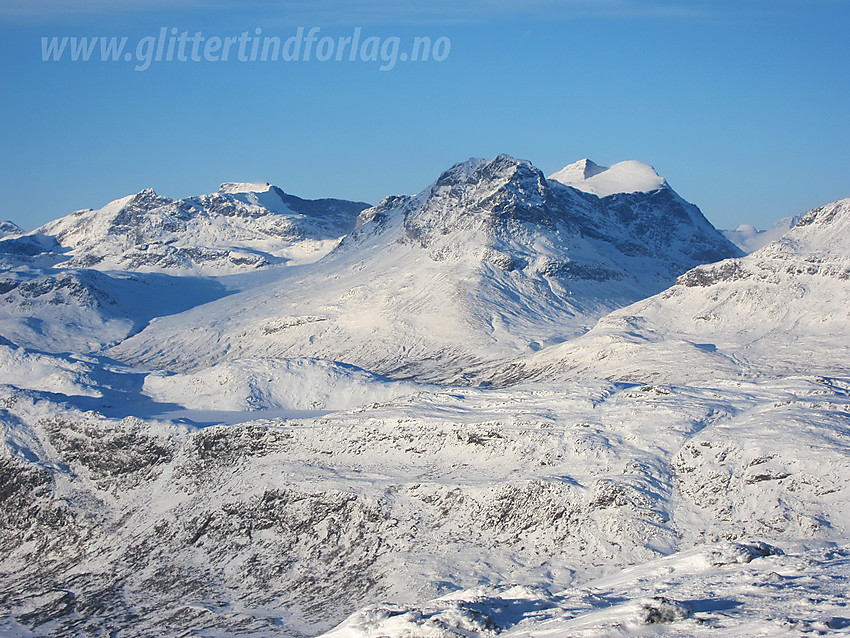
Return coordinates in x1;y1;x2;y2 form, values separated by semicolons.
109;155;740;381
14;182;369;273
723;214;801;253
548;158;668;197
474;198;850;386
0;183;369;352
1;158;847;638
2;366;848;636
0;220;22;239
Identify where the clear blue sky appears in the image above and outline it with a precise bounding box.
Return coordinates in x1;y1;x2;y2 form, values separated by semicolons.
1;0;847;231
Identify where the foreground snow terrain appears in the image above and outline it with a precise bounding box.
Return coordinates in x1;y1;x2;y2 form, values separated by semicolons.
0;157;847;637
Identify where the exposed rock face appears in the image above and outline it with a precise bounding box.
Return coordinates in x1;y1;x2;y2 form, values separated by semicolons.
466;198;850;387
109;155;740;381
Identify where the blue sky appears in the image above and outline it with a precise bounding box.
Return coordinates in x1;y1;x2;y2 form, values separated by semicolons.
0;0;847;231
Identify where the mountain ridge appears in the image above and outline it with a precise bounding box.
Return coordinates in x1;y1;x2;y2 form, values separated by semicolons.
107;154;741;381
2;183;370;274
468;197;850;386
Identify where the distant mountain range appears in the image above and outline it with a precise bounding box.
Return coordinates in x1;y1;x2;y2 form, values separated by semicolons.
105;155;741;381
0;183;369;352
2;182;369;273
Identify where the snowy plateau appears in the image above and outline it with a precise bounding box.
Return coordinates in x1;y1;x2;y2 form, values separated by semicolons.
0;155;848;638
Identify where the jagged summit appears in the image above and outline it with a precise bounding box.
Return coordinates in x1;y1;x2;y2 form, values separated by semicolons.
111;154;740;381
403;154;552;239
433;156;490;184
549;159;667;197
349;154;737;266
354;154;545;230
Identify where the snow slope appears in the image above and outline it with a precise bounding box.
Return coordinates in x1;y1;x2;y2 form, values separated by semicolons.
0;267;229;353
1;374;848;636
109;155;739;381
143;357;424;412
548;159;667;197
7;183;368;274
473;198;850;386
324;541;850;637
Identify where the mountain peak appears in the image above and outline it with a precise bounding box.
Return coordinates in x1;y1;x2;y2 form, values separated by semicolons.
550;158;608;182
549;159;666;197
15;181;368;277
722;215;801;253
0;220;23;238
392;154;551;243
218;182;273;194
114;153;741;383
433;157;488;186
781;198;850;255
432;154;540;190
795;197;849;228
